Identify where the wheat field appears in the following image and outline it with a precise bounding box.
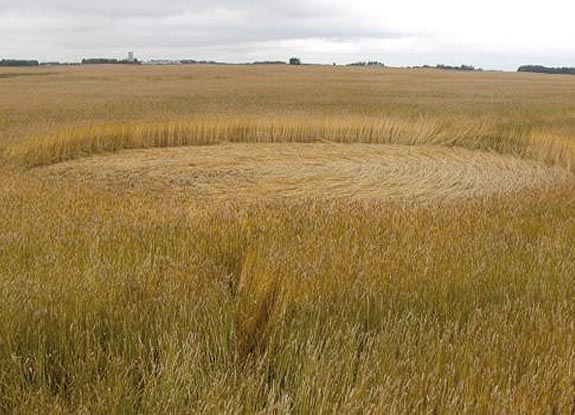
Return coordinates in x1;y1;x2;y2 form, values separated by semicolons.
37;143;570;202
1;64;575;414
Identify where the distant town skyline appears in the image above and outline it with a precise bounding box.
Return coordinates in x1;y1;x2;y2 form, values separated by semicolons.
1;0;575;71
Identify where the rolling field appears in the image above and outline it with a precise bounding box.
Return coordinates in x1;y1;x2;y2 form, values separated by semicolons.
1;64;575;414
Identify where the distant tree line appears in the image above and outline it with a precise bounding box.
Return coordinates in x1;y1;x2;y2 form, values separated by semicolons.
0;59;39;67
347;61;385;67
82;58;119;64
180;60;223;65
252;61;287;65
517;65;575;75
81;58;140;65
252;58;300;65
421;64;482;72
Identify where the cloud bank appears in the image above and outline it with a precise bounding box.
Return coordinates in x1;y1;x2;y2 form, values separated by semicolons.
1;0;574;70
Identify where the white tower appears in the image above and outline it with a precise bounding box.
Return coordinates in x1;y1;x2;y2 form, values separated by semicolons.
128;52;134;62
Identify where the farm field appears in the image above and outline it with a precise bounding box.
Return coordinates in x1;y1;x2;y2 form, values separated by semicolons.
1;64;575;414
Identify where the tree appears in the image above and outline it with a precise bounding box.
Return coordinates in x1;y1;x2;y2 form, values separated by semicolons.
517;65;575;75
289;57;301;65
0;59;39;67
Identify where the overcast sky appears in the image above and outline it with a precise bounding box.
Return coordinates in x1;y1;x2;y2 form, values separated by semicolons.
1;0;574;70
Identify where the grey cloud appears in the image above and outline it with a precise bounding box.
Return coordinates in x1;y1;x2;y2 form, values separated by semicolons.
4;0;563;69
0;0;347;19
0;0;402;60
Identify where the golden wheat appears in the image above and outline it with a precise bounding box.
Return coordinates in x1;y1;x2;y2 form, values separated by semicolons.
36;143;571;202
2;65;575;414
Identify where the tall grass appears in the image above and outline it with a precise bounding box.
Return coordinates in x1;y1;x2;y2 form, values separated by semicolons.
9;116;451;167
11;116;573;171
10;111;575;174
2;178;575;413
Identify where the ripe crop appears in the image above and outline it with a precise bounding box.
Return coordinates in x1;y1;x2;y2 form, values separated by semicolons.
1;65;574;414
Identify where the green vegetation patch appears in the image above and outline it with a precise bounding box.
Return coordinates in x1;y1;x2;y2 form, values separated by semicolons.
0;72;56;79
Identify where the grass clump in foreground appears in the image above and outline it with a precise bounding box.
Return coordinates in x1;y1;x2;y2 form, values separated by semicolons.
1;176;575;414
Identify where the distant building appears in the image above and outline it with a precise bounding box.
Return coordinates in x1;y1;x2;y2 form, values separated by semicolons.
143;59;183;65
128;52;135;62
